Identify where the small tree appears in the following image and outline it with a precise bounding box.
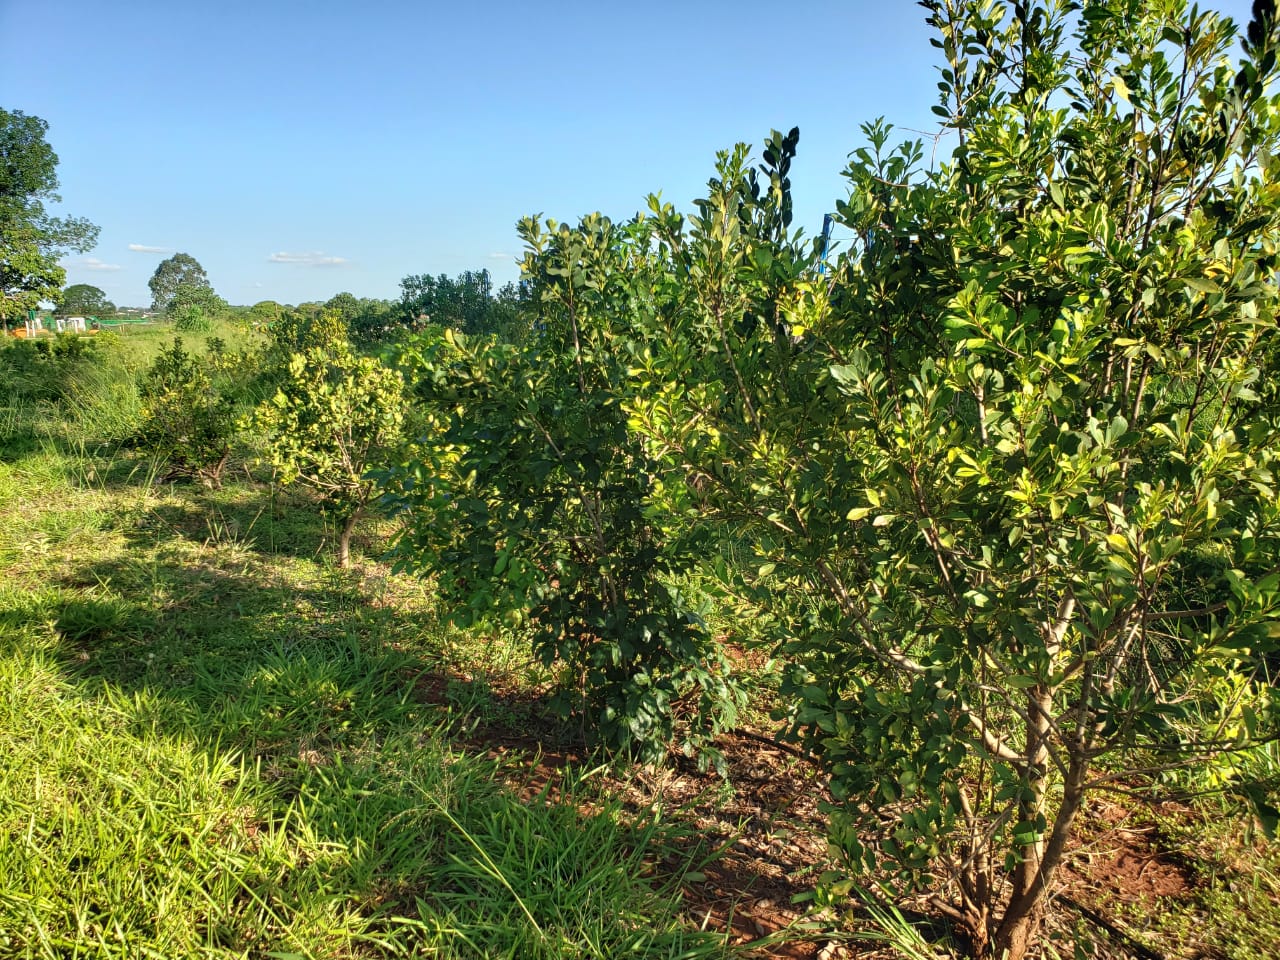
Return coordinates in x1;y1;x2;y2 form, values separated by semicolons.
392;268;532;341
381;315;744;763
246;300;285;328
256;339;405;567
268;307;348;356
138;338;236;485
490;3;1280;956
168;282;228;331
622;3;1280;957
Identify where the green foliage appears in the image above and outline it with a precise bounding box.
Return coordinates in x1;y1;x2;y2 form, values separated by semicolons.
381;249;746;765
385;268;531;342
323;291;397;341
147;252;211;314
245;299;284;328
0;330;146;457
628;5;1280;958
0;108;99;321
138;337;237;484
168;280;229;331
256;336;405;566
409;2;1279;956
268;306;348;355
56;282;113;317
0;332;115;404
790;10;1280;953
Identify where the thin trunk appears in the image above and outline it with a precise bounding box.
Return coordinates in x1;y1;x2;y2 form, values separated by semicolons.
992;747;1090;960
994;685;1053;955
337;507;361;568
204;445;230;489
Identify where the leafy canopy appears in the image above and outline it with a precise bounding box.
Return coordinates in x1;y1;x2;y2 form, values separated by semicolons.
148;252;211;314
0;108;99;321
57;283;113;317
256;325;405;567
138;338;237;486
384;2;1280;957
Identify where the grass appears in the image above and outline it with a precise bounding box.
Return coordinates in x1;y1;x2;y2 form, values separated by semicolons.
1126;799;1280;960
0;411;731;957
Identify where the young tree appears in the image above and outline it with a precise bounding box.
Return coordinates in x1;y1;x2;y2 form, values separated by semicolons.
168;282;228;331
326;292;398;342
148;253;211;313
138;338;237;486
0;108;99;324
464;3;1280;957
623;4;1280;957
256;337;405;567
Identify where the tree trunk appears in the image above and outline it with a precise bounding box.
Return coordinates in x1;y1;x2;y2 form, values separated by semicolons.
992;908;1040;960
337;507;361;568
987;685;1054;960
203;445;230;489
991;751;1090;960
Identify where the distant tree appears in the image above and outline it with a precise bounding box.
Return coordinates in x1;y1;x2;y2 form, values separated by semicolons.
293;301;325;320
168;282;228;331
148;253;210;313
399;269;493;333
0;108;99;324
323;291;360;322
57;283;113;316
334;296;397;342
246;300;284;329
395;268;531;341
491;279;534;342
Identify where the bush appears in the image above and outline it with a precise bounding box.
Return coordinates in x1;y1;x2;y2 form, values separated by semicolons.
137;338;237;485
255;336;405;567
0;332;119;405
385;5;1280;958
381;299;745;765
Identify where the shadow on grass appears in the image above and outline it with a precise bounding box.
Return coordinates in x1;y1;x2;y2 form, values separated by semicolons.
0;497;729;958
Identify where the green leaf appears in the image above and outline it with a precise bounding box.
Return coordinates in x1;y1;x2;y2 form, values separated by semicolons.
1183;277;1221;295
1242;784;1280;839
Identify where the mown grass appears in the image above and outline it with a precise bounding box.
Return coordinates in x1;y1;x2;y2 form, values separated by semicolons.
0;380;732;958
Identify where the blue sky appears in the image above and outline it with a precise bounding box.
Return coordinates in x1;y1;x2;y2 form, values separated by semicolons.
1;0;1259;308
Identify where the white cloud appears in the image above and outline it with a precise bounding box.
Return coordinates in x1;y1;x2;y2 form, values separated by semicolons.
267;251;349;267
82;257;122;271
128;243;170;253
